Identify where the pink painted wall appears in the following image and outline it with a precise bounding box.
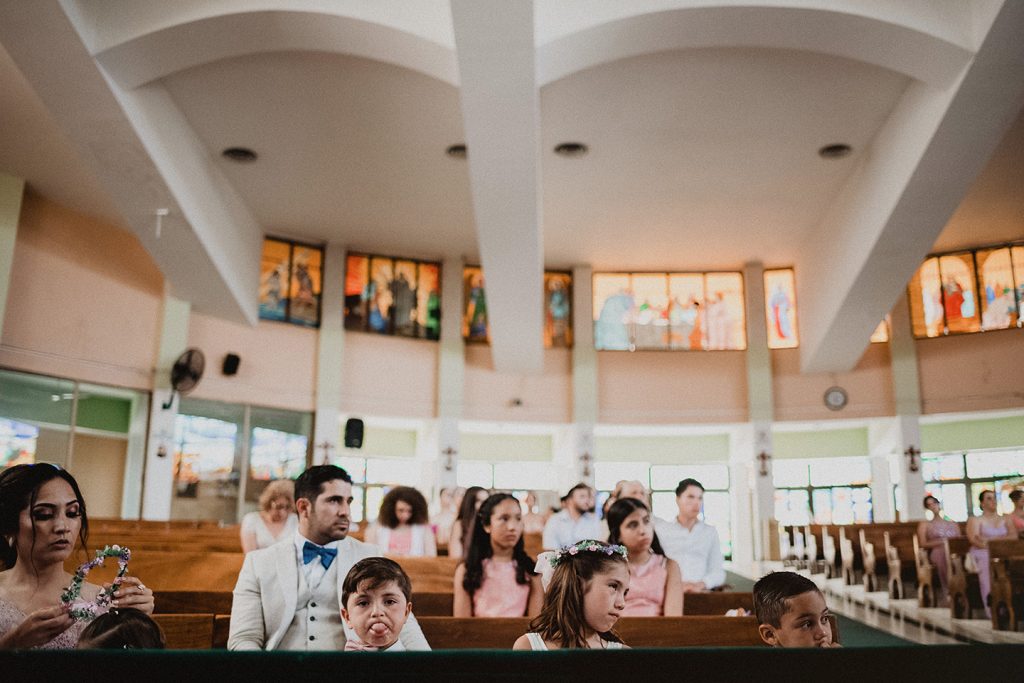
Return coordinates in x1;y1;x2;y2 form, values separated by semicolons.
341;332;437;418
187;313;318;411
772;343;895;421
463;346;572;423
597;350;748;423
0;192;162;389
917;330;1024;414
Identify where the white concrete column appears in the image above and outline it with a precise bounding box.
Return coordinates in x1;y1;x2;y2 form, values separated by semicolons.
728;446;755;568
120;392;151;518
313;242;346;464
889;293;926;520
868;454;894;523
571;265;598;488
141;294;190;520
436;256;464;488
0;174;25;342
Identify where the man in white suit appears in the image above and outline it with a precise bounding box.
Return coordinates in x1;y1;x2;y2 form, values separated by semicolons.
228;465;430;650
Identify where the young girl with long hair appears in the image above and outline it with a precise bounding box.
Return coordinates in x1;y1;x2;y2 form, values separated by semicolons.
453;493;542;617
606;497;682;616
513;540;630;650
448;486;488;559
365;486;436;557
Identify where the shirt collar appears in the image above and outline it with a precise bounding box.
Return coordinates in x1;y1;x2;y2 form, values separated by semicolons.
294;530;343;555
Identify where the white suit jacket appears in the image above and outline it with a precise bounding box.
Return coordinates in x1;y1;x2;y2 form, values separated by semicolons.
227;535;430;650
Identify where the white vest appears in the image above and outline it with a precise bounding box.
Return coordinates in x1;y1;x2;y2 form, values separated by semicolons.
278;558;344;651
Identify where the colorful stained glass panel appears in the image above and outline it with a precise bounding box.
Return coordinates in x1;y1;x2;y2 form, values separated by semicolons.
764;269;799;349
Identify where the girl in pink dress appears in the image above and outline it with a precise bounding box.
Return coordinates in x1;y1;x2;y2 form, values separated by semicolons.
366;486;436;557
453;493;542;617
606;498;683;616
966;489;1016;617
916;495;961;602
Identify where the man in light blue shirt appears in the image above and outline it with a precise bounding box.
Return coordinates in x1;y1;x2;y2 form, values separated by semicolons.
655;478;725;591
542;483;601;550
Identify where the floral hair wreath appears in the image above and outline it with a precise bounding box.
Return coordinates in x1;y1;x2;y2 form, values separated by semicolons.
60;545;131;622
534;540;628;591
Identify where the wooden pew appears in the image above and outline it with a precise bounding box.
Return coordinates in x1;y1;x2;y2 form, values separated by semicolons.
682;592;753;615
151;614;215;649
988;539;1024;631
804;525;821;573
821;527;837;579
153;590;456;617
387;556;460;592
523;533;543;560
839;528;856;585
946;537;983;619
913;534;938;607
65;551;245;592
415;616;768;649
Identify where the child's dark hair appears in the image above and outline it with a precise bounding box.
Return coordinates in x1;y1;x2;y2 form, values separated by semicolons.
528;542;627;648
77;609;165;649
753;571;823;627
606;498;666;555
462;493;535;595
456;486;488;551
342;557;412;607
294;465;353;504
377;486;429;528
1010;490;1023;504
0;463;89;570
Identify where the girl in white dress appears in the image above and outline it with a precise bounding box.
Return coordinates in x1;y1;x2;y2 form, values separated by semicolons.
240;479;297;553
513;540;629;650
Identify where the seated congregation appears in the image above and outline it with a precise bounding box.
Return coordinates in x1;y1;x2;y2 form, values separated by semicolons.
0;461;850;653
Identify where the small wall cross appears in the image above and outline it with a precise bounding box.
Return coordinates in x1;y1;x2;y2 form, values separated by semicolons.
442;446;457;472
904;445;921;472
317;441;335;464
757;451;772;477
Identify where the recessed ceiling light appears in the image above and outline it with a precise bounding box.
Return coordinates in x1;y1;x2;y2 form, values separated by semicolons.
818;143;852;159
446;144;467;158
554;142;588;157
222;147;258;162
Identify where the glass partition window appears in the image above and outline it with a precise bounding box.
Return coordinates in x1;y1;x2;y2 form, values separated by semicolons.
596;462;651;491
922;449;1024;519
764;268;799;349
461;267;574;347
908;241;1024;338
0;418;39;468
344;253;441;340
172;413;240;522
773;457;872;525
809;458;871;487
259;237;323;327
593;271;746;351
249;428;307;481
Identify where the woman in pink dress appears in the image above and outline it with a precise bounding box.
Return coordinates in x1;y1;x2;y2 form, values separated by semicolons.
365;486;436;557
966;490;1016;617
0;464;154;649
606;497;682;616
453;493;542;617
916;495;961;602
1010;490;1024;536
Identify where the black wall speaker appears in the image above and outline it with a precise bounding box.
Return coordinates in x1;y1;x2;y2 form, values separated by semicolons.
344;418;364;449
222;353;241;376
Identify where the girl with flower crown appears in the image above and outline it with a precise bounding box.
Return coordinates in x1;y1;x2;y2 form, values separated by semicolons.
512;540;630;650
454;493;542;617
0;464;153;649
607;498;682;616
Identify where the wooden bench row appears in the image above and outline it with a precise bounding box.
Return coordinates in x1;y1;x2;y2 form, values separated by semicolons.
150;615;791;650
153;590;755;618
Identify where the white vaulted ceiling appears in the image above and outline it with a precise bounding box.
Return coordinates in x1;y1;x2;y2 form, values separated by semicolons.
0;0;1022;375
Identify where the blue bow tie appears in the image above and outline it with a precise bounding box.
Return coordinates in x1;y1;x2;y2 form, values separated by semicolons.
302;541;337;570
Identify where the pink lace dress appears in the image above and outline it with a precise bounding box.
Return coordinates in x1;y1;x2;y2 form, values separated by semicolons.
925;519;960;592
0;598;86;649
622;553;667;617
970;521;1011;617
471;559;530;617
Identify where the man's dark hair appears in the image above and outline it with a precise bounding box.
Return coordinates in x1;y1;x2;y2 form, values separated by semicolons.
675;478;704;497
1010;490;1023;504
342;557;412;607
753;571;823;627
294;465;352;504
377;486;429;528
566;482;590;497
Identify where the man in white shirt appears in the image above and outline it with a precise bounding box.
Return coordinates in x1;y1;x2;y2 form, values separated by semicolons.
654;478;725;591
542;483;601;550
228;465;430;650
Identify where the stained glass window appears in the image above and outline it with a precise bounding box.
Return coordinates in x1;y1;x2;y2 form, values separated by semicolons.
258;238;323;327
908;257;943;338
593;272;746;351
764;269;799;349
462;268;573;347
462;266;489;343
344;253;441;340
977;247;1018;330
939;253;981;334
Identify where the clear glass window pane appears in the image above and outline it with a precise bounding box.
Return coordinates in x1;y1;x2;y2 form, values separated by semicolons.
249;427;307;480
457;460;493;489
650;491;678;522
809;457;871;487
333;456;366;483
494;462;556;490
650;464;729;491
966;450;1024;479
350;486;365;524
702;491;731;557
0;417;38;468
774;489;811;526
925;483;968;522
772;460;810;488
365;457;418;486
596;462;651;491
171;413;240;523
830;487;857;524
365;485;385;524
811;489;832;524
851;486;873;523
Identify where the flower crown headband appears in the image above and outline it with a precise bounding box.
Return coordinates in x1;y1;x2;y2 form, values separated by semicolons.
534;540;627;590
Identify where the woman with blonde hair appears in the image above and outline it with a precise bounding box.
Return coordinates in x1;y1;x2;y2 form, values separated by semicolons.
240;479;297;553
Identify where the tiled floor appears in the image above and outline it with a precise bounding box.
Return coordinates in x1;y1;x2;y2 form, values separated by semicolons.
729;561;1024;646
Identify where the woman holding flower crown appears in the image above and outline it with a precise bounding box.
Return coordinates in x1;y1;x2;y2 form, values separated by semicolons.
512;540;630;650
0;464;153;649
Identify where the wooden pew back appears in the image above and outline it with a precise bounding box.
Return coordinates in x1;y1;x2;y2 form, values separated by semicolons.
151;614;215;649
988;539;1024;631
682;592;753;615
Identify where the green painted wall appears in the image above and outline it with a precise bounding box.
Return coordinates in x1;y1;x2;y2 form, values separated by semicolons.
921;416;1024;453
461;433;552;462
773;427;868;459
